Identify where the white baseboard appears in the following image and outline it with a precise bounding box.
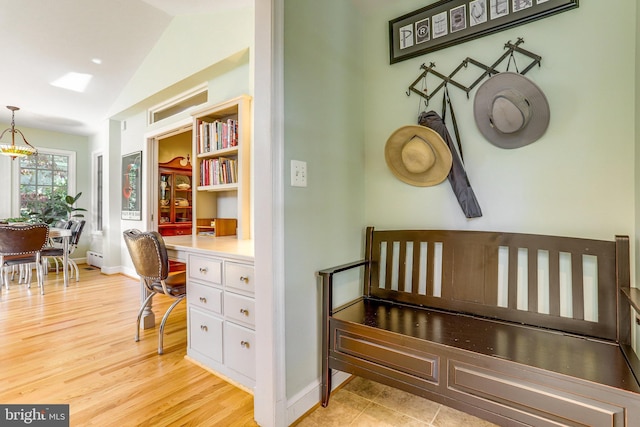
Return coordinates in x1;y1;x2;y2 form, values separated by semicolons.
119;266;137;278
101;266;122;275
286;370;351;425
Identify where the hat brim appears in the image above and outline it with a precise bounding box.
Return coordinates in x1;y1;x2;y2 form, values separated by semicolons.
474;72;550;149
385;125;453;187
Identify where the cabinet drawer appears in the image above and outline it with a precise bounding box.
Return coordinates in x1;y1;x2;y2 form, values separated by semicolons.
188;282;222;314
225;262;255;295
448;361;625;427
189;308;223;363
224;292;255;328
224;322;256;380
189;255;222;285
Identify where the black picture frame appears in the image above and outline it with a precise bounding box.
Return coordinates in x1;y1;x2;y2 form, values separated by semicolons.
389;0;578;64
121;151;142;220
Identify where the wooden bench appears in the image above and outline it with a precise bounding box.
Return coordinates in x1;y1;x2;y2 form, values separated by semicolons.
319;227;640;426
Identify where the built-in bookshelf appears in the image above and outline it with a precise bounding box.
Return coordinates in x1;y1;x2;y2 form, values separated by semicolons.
191;95;251;239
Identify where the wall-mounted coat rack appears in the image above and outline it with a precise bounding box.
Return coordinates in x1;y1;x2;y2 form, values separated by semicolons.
406;38;542;104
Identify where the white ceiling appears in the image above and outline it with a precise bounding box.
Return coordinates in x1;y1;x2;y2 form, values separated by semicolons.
0;0;251;136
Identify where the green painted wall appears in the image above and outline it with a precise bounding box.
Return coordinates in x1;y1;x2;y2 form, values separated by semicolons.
364;1;634;240
283;0;366;399
283;0;638;403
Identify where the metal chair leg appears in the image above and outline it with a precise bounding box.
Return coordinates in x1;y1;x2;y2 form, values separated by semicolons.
36;256;44;295
70;259;80;282
157;296;186;355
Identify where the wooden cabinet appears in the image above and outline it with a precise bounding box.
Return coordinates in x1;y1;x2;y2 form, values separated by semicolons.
158;157;192;237
186;253;256;389
192;95;251;239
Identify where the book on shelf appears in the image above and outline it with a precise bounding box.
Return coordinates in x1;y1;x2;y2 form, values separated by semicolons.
196;118;238;154
199;157;238;186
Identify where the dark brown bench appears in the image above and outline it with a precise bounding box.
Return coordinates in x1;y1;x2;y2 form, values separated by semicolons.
319;227;640;426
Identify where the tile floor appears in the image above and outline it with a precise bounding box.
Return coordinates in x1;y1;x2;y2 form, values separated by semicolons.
296;377;498;427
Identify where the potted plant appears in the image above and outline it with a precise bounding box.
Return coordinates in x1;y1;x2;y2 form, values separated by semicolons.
25;192;86;224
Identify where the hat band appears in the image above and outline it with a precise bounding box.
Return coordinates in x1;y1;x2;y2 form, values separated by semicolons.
489;90;532;134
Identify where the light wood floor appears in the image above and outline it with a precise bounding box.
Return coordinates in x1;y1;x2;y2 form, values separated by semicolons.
0;266;258;427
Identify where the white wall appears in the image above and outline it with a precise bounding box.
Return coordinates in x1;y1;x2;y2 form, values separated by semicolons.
109;9;253;119
104;9;254;274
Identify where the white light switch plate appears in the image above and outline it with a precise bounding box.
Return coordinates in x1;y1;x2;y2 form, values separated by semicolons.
291;160;307;187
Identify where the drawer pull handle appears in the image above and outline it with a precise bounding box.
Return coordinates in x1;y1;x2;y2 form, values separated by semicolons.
199;267;208;274
240;276;249;283
200;325;208;332
240;308;249;316
240;340;250;348
199;297;207;303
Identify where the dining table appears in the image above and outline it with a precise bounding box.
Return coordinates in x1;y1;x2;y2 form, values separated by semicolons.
49;226;72;287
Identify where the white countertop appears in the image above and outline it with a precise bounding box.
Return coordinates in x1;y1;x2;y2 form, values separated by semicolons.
163;235;254;262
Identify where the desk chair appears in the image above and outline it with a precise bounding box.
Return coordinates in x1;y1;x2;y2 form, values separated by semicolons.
122;229;186;355
0;223;49;295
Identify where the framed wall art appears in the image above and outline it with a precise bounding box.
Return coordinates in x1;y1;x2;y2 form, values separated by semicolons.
389;0;578;64
121;151;142;220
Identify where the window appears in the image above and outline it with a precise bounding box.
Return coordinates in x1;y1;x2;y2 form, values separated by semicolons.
148;84;208;125
95;153;103;231
17;149;76;218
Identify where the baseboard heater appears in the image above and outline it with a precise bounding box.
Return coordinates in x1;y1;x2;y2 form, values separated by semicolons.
86;251;104;268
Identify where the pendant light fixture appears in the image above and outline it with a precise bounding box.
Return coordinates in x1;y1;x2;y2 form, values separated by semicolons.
0;106;37;159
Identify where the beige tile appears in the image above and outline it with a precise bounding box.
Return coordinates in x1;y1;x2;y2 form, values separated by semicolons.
351;403;430;427
432;405;499;427
331;388;373;411
372;385;440;423
343;377;387;401
298;389;371;427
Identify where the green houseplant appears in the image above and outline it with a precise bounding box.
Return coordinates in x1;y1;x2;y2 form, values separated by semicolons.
26;192;86;224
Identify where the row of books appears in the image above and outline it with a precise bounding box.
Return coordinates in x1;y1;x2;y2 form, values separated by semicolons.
196;118;238;154
199;157;238;186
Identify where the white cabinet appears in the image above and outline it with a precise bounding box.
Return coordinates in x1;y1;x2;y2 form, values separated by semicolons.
224;292;255;328
189;308;223;363
224;322;256;381
186;253;256;389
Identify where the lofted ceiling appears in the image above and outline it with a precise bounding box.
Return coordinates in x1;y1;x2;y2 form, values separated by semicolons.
0;0;250;137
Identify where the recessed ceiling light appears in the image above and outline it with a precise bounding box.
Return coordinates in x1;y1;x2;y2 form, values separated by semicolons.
50;72;93;93
92;58;102;65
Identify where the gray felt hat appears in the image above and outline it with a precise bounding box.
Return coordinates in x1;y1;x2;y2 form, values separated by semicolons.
473;72;550;149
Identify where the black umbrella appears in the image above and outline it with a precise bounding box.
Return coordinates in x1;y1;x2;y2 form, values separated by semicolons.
418;109;482;218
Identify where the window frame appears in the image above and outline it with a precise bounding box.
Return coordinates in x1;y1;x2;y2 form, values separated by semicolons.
92;151;104;232
12;148;77;218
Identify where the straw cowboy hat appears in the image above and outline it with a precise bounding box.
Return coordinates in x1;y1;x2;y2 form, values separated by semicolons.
474;72;550;149
385;125;453;186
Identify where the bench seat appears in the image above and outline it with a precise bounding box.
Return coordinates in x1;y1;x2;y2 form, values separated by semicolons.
333;297;640;394
321;228;640;426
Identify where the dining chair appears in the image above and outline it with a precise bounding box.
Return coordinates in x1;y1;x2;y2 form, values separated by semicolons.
122;229;186;355
42;219;85;281
0;223;49;295
42;219;71;275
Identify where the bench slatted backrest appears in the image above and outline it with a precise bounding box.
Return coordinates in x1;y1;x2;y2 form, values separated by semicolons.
365;227;626;341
